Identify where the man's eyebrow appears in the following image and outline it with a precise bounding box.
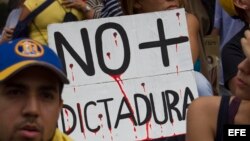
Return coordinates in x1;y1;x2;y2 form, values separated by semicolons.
39;85;59;92
2;82;59;92
3;82;27;89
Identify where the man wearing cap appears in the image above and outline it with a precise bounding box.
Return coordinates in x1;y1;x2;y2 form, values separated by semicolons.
220;0;249;98
0;38;72;141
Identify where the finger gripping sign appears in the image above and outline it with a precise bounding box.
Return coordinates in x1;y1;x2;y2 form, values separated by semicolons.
48;8;198;141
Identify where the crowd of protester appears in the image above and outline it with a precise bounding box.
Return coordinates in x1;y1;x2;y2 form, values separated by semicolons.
0;0;249;140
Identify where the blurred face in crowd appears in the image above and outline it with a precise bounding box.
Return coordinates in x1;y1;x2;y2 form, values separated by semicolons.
135;0;181;13
0;67;63;141
235;58;250;99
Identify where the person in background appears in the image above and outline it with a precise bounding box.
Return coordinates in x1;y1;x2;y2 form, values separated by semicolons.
0;0;24;44
18;0;89;45
119;0;213;97
86;0;104;18
186;29;250;141
183;0;213;93
69;0;124;19
62;0;96;19
100;0;123;17
0;38;71;141
220;0;249;99
211;0;245;96
184;0;212;36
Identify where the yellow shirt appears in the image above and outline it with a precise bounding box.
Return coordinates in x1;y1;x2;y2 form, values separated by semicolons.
24;0;84;45
52;129;73;141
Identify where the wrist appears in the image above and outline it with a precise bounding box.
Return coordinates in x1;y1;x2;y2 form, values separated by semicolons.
82;4;91;13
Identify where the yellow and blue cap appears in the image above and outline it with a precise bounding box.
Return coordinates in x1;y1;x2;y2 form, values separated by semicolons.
0;38;69;84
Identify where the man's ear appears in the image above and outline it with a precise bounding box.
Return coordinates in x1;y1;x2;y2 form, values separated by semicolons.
56;99;63;119
59;99;63;111
60;99;63;106
234;0;249;10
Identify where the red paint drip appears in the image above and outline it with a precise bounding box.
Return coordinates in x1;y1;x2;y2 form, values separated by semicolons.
69;64;76;93
113;32;117;38
112;75;136;128
141;82;146;93
98;115;103;128
64;109;71;131
98;114;103;120
98;114;107;140
109;128;112;133
176;12;180;19
133;126;138;139
65;109;69;118
69;63;73;69
176;44;178;52
109;128;113;141
110;74;137;138
113;32;118;47
107;52;111;59
176;12;181;26
171;119;174;126
145;122;150;139
77;103;86;139
110;75;134;115
67;127;72;133
69;64;74;81
176;65;179;75
145;114;152;139
133;126;136;132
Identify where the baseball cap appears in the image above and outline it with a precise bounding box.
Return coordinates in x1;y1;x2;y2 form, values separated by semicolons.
0;38;69;84
220;0;238;16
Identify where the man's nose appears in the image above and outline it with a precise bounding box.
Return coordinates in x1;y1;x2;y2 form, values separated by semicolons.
22;95;40;117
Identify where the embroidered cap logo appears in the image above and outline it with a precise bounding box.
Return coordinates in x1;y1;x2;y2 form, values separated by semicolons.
15;39;44;58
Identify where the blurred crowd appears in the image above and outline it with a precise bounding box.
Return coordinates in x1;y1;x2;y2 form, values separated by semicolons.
1;0;250;140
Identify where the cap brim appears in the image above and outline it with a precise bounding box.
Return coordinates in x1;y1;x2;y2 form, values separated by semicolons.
0;60;70;84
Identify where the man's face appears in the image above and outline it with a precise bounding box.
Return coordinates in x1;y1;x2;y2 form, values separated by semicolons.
0;66;63;141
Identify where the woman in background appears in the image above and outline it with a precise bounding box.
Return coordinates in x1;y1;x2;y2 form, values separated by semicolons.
120;0;213;97
18;0;91;45
187;29;250;141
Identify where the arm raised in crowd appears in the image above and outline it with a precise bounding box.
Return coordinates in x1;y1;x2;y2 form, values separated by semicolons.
62;0;95;19
0;27;14;44
18;3;31;21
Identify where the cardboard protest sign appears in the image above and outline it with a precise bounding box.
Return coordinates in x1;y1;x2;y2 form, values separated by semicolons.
203;35;220;95
48;8;198;141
